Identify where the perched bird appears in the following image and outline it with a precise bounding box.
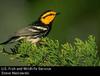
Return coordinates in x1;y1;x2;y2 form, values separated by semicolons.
0;10;60;45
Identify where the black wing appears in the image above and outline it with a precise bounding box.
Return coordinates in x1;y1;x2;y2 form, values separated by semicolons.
0;25;48;45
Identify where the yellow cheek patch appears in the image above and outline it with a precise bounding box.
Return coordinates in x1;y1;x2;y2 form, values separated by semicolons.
40;11;57;25
41;15;55;25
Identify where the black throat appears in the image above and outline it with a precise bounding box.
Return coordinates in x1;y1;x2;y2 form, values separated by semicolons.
32;20;52;37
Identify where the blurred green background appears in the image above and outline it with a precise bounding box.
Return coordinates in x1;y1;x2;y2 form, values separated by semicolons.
0;0;100;66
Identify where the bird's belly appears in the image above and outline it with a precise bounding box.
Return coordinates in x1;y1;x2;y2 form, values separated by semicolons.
26;37;40;44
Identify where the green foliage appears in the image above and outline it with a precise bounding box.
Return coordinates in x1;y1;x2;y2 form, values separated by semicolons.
14;38;60;66
61;35;99;66
1;35;99;66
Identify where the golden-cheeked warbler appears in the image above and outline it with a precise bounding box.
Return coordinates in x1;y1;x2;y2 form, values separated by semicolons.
0;10;60;45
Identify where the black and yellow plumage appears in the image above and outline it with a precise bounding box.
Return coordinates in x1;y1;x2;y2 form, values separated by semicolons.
0;10;60;45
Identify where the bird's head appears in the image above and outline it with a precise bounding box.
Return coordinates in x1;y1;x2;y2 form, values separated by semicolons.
39;10;60;25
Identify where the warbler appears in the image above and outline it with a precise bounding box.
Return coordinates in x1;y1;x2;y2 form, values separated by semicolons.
0;10;60;45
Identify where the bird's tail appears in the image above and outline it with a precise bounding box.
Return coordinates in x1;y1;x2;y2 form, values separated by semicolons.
0;36;19;45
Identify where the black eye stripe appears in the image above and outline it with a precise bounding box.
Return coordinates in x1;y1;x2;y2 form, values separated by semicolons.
43;14;55;19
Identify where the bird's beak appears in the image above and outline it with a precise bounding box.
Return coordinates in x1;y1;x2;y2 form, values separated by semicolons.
56;12;60;15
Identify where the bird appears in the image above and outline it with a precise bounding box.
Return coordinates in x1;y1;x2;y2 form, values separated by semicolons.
0;10;60;45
